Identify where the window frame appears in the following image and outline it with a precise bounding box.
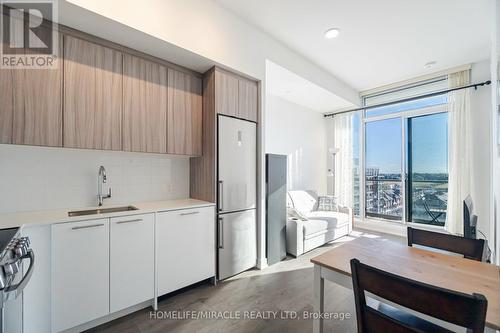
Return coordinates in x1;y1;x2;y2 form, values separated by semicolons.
359;98;448;227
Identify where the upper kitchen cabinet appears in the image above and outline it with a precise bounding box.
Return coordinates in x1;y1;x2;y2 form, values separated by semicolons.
0;13;12;144
215;69;239;118
0;67;13;144
63;35;123;150
123;54;168;153
167;68;202;156
238;78;258;122
214;68;258;122
11;34;63;147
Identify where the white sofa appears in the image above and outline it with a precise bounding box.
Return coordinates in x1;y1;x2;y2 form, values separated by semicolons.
286;190;352;257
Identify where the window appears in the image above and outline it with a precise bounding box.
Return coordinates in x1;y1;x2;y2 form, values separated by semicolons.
360;78;448;227
407;113;448;225
366;95;447;118
365;118;402;220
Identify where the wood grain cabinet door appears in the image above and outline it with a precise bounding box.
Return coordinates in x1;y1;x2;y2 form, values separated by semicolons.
238;78;258;122
0;67;13;144
0;13;13;143
123;54;168;153
167;69;202;156
12;35;63;147
215;69;238;117
63;36;122;150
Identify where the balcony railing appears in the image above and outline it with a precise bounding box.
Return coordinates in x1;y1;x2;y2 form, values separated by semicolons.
364;178;447;226
365;179;402;221
409;180;448;226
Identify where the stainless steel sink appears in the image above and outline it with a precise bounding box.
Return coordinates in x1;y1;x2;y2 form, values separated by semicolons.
68;206;138;217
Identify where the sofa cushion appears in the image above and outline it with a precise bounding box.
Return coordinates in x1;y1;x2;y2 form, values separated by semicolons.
302;219;329;237
305;211;349;229
288;190;318;215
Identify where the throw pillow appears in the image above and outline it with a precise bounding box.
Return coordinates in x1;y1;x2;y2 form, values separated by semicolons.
317;196;338;211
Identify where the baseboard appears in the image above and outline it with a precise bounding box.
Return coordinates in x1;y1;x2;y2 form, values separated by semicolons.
61;300;154;333
354;219;406;237
354;218;450;238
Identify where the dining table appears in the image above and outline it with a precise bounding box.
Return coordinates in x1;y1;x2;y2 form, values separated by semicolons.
310;236;500;332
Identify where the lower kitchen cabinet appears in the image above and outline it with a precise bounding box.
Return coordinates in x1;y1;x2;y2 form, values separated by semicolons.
21;225;51;333
24;206;214;332
157;206;215;295
110;214;154;312
52;219;109;332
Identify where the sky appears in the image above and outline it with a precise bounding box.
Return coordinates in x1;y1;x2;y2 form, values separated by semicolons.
354;96;448;175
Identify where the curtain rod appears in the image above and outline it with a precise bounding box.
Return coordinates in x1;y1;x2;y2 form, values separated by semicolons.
324;80;491;118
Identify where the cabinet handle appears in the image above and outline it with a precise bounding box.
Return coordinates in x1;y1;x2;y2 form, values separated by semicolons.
218;217;224;249
180;211;199;216
116;219;143;224
72;223;104;230
218;180;224;212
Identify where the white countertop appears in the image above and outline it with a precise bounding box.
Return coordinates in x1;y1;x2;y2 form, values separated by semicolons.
0;199;215;229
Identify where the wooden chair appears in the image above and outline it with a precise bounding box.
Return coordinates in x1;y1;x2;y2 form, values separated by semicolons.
407;227;486;261
350;258;488;333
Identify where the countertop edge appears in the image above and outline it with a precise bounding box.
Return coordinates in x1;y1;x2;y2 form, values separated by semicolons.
0;199;216;230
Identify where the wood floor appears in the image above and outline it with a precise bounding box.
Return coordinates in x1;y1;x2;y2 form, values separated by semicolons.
88;230;403;333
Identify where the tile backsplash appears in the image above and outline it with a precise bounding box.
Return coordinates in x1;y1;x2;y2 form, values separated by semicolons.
0;144;190;214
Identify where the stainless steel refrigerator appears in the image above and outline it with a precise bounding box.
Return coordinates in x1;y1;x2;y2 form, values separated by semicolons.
217;115;257;280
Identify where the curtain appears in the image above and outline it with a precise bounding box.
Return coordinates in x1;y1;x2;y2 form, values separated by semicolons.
446;70;472;235
331;112;354;208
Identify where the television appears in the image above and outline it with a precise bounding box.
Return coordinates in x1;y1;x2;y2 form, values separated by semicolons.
463;195;477;239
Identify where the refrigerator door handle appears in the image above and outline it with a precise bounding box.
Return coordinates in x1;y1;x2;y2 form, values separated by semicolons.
218;180;224;212
218;217;224;249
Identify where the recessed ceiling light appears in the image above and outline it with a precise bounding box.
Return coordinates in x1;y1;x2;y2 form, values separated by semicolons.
424;61;437;69
324;28;340;39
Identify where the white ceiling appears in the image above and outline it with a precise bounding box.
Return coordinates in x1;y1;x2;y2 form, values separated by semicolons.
215;0;492;91
266;60;354;112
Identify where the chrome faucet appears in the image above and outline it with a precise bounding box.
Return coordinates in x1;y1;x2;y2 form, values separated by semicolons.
97;166;111;206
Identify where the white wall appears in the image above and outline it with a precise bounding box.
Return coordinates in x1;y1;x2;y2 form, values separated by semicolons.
470;60;493;244
0;145;189;214
265;95;327;195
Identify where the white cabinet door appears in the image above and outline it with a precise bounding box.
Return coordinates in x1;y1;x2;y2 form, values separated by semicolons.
110;213;154;312
52;219;109;332
22;225;51;333
157;206;215;296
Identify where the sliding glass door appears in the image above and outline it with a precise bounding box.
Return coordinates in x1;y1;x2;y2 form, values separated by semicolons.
362;94;448;226
407;113;448;225
365;118;403;221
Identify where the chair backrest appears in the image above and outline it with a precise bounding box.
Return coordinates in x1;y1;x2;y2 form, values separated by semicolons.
407;227;486;261
350;259;488;333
